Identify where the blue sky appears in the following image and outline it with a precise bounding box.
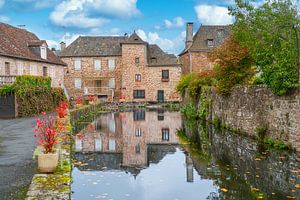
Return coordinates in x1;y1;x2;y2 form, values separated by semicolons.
0;0;237;54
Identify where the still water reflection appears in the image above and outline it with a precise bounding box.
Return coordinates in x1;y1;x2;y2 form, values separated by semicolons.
72;110;300;200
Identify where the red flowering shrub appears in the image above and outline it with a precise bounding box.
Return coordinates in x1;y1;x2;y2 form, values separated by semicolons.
56;101;69;118
88;95;97;102
76;97;83;105
34;113;64;154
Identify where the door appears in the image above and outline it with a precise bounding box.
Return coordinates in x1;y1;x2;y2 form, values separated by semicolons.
157;90;164;103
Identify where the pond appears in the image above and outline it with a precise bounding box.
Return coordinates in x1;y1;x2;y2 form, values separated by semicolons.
71;110;300;200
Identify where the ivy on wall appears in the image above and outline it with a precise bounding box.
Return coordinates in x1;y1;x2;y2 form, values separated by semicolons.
0;75;66;117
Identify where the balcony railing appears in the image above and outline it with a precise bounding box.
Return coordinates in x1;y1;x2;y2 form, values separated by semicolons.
0;75;17;86
84;87;114;98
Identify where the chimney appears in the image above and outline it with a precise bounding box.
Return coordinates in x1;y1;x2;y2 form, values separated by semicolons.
185;22;193;48
60;41;66;51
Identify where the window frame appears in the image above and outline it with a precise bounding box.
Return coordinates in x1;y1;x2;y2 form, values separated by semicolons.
135;74;141;82
94;59;101;70
207;39;214;47
162;128;170;141
162;70;169;82
74;78;82;89
133;90;145;99
74;59;81;70
135;57;140;64
108;58;116;70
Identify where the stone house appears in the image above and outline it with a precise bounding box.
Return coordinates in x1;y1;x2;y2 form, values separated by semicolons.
0;23;66;87
59;32;181;102
179;23;230;74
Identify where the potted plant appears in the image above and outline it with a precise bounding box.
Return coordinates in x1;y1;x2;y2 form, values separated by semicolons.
34;113;63;173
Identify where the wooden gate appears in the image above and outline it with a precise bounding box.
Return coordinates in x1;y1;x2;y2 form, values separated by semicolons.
0;93;16;118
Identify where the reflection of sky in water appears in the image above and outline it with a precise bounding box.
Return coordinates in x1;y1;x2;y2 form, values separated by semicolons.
72;148;218;200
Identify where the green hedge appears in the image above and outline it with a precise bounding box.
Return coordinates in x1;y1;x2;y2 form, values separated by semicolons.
15;75;51;88
17;87;66;117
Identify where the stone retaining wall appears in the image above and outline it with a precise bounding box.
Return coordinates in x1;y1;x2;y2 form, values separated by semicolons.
209;85;300;150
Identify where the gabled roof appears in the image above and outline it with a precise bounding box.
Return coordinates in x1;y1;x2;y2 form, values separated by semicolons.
121;31;147;44
179;25;231;56
59;36;127;57
147;44;178;67
59;32;179;67
0;23;66;66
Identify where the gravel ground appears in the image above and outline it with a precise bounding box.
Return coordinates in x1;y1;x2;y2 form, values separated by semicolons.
0;116;38;200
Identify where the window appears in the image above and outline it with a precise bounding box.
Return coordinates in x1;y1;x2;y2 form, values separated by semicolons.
109;78;115;88
135;128;142;137
135;144;141;154
17;62;24;75
135;57;140;64
133;90;145;99
207;39;214;47
151;57;157;63
157;110;164;121
108;139;116;152
74;59;81;70
162;70;169;81
5;62;10;75
43;66;47;77
133;110;145;121
48;66;54;78
135;74;141;82
108;113;116;133
108;58;115;70
30;65;37;75
74;78;82;89
162;128;170;141
41;46;47;59
94;59;101;70
75;137;82;152
96;80;101;87
94;139;102;152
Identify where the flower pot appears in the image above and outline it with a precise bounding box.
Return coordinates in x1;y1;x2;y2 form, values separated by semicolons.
38;153;59;173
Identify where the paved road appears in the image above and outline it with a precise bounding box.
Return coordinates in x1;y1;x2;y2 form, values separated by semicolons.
0;116;38;200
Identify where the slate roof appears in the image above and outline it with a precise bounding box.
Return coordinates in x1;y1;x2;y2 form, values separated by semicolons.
59;36;127;57
0;23;66;66
60;33;179;67
179;25;231;56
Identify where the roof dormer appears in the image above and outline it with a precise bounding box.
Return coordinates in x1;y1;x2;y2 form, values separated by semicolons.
28;40;47;60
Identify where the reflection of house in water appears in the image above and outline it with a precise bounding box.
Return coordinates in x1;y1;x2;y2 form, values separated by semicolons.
74;111;182;174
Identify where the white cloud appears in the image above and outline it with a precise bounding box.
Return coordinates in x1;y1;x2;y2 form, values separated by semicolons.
164;16;184;29
0;15;9;22
0;0;4;8
47;32;81;50
136;29;185;54
50;0;140;28
194;5;234;25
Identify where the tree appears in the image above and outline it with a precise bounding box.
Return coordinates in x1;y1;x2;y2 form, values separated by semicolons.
209;35;255;94
229;0;300;95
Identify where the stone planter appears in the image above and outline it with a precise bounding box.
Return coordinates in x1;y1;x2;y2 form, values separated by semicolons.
38;153;59;173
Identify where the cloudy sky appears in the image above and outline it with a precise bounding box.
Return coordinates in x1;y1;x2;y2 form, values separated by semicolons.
0;0;239;54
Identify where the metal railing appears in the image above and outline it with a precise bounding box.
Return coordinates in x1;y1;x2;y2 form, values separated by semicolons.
0;75;17;86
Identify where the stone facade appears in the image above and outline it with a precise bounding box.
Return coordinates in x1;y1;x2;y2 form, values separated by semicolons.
0;55;64;87
179;51;213;74
121;44;181;102
62;56;122;99
209;86;300;150
60;34;181;102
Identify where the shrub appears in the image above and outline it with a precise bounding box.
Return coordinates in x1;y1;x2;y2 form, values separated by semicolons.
209;35;255;94
15;75;51;88
56;101;69;118
188;71;214;99
176;73;196;93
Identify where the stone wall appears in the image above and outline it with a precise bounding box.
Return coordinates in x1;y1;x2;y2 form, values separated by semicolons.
61;56;122;99
210;85;300;150
179;51;213;74
121;44;181;102
0;56;64;87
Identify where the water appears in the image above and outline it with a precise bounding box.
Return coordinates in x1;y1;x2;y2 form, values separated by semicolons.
72;110;300;200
